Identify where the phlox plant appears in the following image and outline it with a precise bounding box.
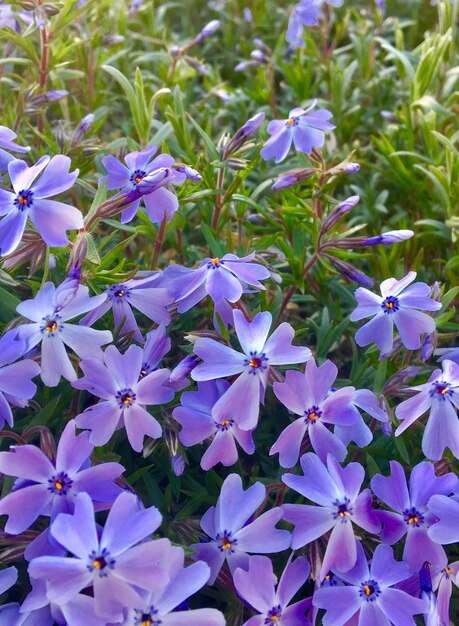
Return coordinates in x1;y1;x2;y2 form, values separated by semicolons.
0;0;457;624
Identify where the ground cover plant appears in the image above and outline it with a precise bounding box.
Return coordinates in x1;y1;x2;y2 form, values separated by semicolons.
0;0;457;623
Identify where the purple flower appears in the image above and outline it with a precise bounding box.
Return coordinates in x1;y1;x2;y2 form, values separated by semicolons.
73;344;174;451
16;280;112;387
395;359;459;460
21;577;103;626
370;460;457;572
80;277;173;342
270;358;360;467
234;555;311;626
428;492;459;547
173;380;255;470
190;473;291;584
350;271;442;354
0;155;82;256
121;552;225;626
286;1;323;49
342;162;360;175
171;253;270;314
0;126;30;169
313;543;426;626
321;195;360;234
101;144;186;224
0;329;40;428
261;102;335;163
333;387;389;449
0;566;17;595
435;346;459;365
0;420;124;534
28;491;171;621
282;453;380;580
430;562;459;625
191;310;311;429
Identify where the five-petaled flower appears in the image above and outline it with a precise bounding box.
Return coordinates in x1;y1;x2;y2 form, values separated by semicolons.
0;155;82;257
350;271;441;354
260;101;335;163
190;473;291;584
16;279;112;387
191;310;311;430
395;359;459;460
73;344;174;451
282;453;380;580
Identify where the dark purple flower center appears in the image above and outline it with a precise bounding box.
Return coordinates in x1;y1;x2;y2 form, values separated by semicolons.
88;548;115;576
14;189;33;210
216;530;237;553
139;363;154;380
107;284;130;302
322;572;338;586
116;388;136;408
359;579;381;602
285;116;299;127
215;418;234;431
333;497;353;522
245;351;269;374
304;405;322;424
430;381;453;400
265;605;282;623
207;257;224;269
381;295;399;314
40;314;62;336
134;607;161;626
403;507;424;527
48;471;73;496
130;169;147;185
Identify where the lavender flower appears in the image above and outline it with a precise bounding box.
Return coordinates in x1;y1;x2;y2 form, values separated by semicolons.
170;253;270;314
435;346;459;365
370;460;457;571
21;578;103;626
0;155;83;256
194;19;221;44
0;125;30;169
234;555;311;625
428;492;459;547
16;280;112;386
173;380;255;470
286;1;323;49
28;491;171;621
191;310;311;429
270;358;359;467
333;387;389;449
0;566;17;595
313;543;426;625
190;473;291;584
73;344;174;451
282;453;380;580
101;144;186;224
0;420;123;534
350;271;442;354
260;102;335;163
120;551;225;625
431;562;459;625
395;359;459;460
0;329;40;428
80;277;173;342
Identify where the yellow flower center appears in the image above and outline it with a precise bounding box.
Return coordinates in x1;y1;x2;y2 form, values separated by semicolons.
287;117;296;125
92;557;106;570
363;584;373;596
211;257;220;266
221;419;231;427
45;320;58;333
269;617;280;622
54;479;64;491
445;567;453;575
309;411;318;420
408;514;419;524
135;175;143;183
385;301;394;309
249;357;261;368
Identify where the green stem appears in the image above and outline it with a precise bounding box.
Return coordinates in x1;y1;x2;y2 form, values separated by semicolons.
152;215;168;269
